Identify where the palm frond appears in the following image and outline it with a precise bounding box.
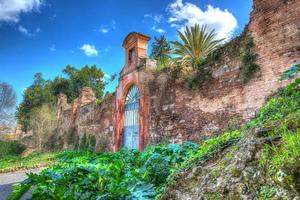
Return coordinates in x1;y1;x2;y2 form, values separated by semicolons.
171;23;224;68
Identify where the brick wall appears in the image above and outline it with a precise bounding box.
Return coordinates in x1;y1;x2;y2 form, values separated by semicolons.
56;88;115;151
56;0;300;151
147;0;300;144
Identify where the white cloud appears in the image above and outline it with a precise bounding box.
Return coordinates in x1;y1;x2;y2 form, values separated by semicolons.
18;25;32;36
152;26;165;34
99;20;116;34
80;44;98;57
100;28;109;33
153;15;163;23
144;14;165;34
49;44;56;52
167;0;238;40
0;0;43;22
18;25;40;36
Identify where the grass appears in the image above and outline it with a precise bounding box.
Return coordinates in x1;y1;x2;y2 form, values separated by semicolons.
0;152;59;173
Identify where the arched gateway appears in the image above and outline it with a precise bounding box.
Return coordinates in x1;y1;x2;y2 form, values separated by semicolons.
115;32;152;151
123;85;140;149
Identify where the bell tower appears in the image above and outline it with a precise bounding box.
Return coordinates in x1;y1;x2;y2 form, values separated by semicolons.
115;32;151;151
121;32;151;76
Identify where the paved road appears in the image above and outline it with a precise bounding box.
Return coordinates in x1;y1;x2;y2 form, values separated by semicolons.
0;169;42;200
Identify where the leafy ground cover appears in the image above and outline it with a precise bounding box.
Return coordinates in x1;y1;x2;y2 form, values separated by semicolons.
7;131;243;200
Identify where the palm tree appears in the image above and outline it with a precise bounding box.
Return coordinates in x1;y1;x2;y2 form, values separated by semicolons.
171;24;223;69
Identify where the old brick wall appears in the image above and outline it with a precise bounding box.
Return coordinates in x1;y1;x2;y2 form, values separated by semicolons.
56;0;300;151
147;0;300;144
56;88;115;151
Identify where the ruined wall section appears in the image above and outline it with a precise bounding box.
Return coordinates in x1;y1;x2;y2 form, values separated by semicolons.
56;88;115;151
147;0;300;144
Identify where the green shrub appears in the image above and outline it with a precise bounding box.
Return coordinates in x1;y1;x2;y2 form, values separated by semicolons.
0;140;26;158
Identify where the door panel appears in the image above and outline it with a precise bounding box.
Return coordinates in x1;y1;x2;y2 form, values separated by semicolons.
124;86;140;149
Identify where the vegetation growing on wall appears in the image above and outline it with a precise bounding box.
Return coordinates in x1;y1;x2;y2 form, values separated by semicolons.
240;37;260;84
171;24;223;69
79;133;97;152
175;27;248;90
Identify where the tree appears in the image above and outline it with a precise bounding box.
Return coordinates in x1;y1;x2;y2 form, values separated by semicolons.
63;65;106;101
0;81;16;134
16;65;107;131
150;35;171;68
171;24;223;69
16;73;55;132
0;81;16;112
30;104;57;150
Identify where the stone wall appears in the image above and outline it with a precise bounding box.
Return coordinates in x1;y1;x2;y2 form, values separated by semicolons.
56;88;115;151
147;0;300;144
56;0;300;151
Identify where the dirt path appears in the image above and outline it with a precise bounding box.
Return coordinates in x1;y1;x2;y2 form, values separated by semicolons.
0;168;43;200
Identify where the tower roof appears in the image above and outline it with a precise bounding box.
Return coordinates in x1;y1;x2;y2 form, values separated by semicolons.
122;32;151;48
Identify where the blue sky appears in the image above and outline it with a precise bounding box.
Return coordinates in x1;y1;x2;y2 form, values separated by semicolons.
0;0;252;107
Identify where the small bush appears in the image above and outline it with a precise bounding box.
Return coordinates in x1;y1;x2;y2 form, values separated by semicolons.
280;62;300;80
259;185;277;199
0;140;26;158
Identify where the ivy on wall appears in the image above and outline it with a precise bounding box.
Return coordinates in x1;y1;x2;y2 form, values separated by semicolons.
240;37;260;84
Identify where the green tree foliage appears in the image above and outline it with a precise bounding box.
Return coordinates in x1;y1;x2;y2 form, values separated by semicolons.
150;35;171;69
16;65;107;131
16;73;55;131
171;24;223;69
62;65;105;101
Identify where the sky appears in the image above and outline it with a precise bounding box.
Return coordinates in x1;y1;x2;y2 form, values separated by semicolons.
0;0;253;107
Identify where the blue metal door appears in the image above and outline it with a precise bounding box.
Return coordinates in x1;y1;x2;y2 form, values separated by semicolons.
124;86;140;149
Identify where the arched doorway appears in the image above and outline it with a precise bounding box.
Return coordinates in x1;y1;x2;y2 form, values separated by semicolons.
123;85;140;149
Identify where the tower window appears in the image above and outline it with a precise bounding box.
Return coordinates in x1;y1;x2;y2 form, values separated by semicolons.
129;47;135;64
